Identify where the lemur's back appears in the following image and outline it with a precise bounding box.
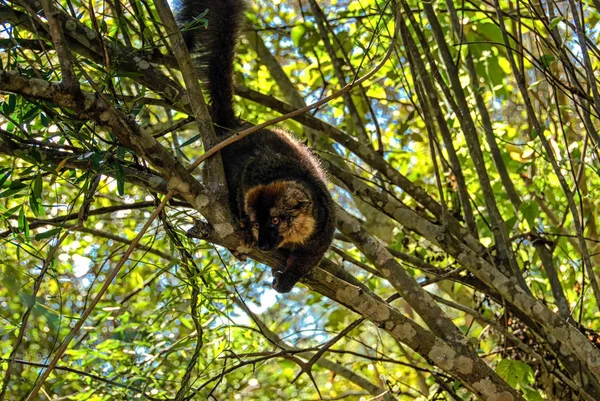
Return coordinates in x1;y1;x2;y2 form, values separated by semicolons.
219;125;329;215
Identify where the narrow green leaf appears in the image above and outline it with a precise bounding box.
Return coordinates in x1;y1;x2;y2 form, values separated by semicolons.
179;316;194;330
29;195;40;217
91;152;102;170
5;94;16;114
115;162;125;196
0;170;11;188
20;105;41;124
176;147;191;162
35;227;62;241
33;173;43;199
0;185;27;199
4;204;22;217
179;133;202;148
18;206;26;231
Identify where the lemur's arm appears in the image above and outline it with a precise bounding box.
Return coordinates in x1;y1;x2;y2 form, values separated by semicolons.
271;251;321;293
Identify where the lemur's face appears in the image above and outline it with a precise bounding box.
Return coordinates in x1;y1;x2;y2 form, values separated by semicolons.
244;181;315;251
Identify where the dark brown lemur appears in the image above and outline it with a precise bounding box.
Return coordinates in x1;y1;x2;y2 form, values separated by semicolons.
177;0;335;292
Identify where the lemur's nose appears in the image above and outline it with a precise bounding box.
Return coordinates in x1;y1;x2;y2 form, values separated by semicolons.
258;243;275;252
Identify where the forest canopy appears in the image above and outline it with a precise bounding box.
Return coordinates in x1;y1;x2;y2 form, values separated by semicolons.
1;0;600;400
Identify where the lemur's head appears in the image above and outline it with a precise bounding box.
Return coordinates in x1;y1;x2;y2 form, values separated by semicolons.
244;181;315;252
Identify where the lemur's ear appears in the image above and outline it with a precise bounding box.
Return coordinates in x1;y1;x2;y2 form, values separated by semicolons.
293;200;311;210
283;183;311;211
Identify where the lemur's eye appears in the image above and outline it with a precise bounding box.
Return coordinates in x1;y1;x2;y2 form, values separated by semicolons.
253;222;259;229
271;217;280;225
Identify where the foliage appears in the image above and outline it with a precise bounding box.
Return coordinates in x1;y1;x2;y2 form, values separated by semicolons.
1;0;600;400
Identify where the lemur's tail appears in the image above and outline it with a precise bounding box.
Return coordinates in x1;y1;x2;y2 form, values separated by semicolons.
177;0;245;127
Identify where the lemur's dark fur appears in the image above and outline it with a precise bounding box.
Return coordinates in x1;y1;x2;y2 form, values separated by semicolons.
178;0;335;292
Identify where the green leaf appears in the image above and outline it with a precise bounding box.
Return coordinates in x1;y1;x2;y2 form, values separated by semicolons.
29;195;40;217
35;227;62;241
328;309;347;326
115;162;125;196
527;79;543;90
179;133;202;148
96;339;121;351
131;102;144;117
0;169;11;188
176;147;191;162
90;152;102;170
291;24;308;47
0;324;17;335
548;17;564;31
496;359;532;387
132;271;144;289
18;209;25;231
27;148;43;164
4;204;22;217
184;8;208;31
5;94;16;115
522;386;544;401
519;200;540;229
20;105;41;124
18;206;30;241
0;183;27;199
539;54;556;69
33;173;43;199
179;316;194;330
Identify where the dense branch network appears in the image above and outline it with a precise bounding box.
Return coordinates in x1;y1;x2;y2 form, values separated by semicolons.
1;1;600;400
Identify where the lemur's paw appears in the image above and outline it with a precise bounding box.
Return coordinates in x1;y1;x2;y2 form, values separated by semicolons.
229;249;249;262
272;270;301;293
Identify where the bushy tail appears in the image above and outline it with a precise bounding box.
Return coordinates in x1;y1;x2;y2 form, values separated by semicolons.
177;0;245;127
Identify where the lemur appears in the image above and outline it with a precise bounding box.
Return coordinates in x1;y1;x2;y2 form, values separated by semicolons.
177;0;335;292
